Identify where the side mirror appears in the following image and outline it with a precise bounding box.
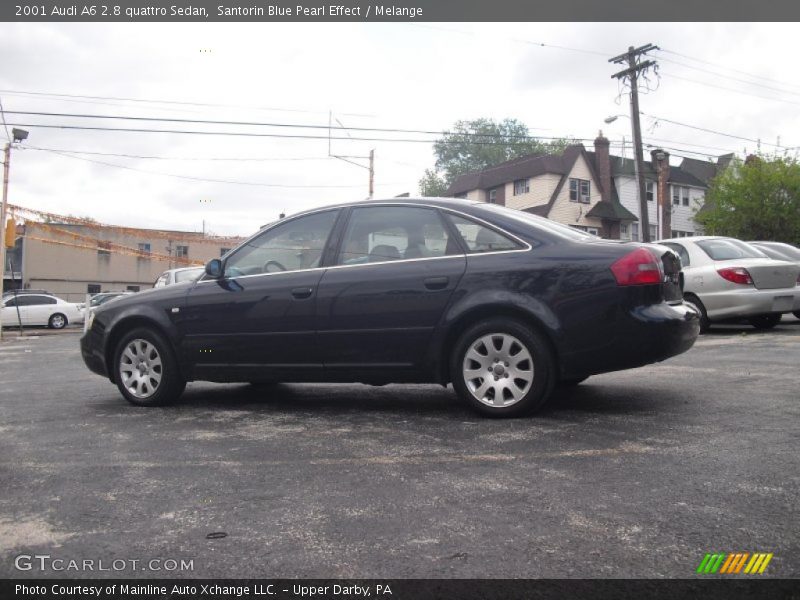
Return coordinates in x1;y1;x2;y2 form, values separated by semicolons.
205;258;223;279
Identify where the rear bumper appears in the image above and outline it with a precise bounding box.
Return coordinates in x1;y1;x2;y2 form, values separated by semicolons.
562;301;700;378
700;287;800;320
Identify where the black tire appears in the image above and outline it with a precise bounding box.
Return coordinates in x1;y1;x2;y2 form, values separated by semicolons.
113;327;186;406
48;313;67;329
748;314;782;330
450;317;555;418
559;376;589;387
683;294;710;334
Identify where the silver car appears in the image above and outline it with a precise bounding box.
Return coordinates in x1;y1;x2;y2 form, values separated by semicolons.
153;266;205;288
660;236;800;332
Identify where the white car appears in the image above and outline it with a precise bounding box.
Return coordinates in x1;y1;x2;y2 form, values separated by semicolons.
0;293;85;329
660;236;800;332
153;266;205;288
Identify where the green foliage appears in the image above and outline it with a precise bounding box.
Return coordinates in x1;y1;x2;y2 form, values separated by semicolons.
697;155;800;245
418;168;449;197
418;118;572;196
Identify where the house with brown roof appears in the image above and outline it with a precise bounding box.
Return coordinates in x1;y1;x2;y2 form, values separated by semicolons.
445;134;727;240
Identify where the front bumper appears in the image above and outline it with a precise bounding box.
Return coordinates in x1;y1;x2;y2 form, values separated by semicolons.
80;328;109;378
700;287;800;320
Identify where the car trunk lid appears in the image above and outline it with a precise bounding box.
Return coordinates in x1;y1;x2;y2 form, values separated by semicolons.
720;258;799;290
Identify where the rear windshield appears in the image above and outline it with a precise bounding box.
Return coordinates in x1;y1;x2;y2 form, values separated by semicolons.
175;268;204;283
696;239;767;261
761;243;800;260
478;204;596;242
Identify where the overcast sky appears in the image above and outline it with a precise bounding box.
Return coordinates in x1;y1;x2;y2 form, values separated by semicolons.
1;22;799;236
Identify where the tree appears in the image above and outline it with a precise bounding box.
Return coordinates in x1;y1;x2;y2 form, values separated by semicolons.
418;118;572;196
696;154;800;245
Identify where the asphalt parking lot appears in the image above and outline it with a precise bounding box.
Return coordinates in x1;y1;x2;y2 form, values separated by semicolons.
0;319;798;579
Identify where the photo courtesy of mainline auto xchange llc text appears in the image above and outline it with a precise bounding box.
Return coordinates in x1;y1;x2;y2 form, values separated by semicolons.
0;1;799;599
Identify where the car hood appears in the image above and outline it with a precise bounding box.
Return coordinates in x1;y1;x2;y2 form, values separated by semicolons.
93;282;192;316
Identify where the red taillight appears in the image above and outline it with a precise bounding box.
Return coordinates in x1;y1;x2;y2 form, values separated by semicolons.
611;248;662;286
717;267;753;285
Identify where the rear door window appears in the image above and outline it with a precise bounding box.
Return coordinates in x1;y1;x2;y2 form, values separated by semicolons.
445;214;524;254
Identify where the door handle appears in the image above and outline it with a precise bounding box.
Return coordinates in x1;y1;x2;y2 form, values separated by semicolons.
291;287;314;300
424;276;449;290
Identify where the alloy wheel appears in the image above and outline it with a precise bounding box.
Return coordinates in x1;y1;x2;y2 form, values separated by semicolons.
462;333;534;408
119;339;163;399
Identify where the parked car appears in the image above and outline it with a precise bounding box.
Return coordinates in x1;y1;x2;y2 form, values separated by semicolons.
660;236;800;332
1;293;84;329
153;267;205;288
89;291;134;308
82;198;699;416
748;242;800;319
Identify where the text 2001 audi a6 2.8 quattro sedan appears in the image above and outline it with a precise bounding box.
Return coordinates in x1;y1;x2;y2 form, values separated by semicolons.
81;199;699;417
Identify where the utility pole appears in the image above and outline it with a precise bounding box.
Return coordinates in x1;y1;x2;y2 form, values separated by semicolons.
0;143;11;339
368;149;375;199
610;44;658;242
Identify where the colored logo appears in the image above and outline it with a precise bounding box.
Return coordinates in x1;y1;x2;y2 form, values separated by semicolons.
697;552;773;575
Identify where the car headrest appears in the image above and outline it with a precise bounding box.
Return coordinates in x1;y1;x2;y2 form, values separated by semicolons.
369;244;401;262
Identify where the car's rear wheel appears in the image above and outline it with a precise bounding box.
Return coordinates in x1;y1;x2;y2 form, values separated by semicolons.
48;313;67;329
114;327;186;406
683;294;710;334
451;318;555;418
749;314;782;330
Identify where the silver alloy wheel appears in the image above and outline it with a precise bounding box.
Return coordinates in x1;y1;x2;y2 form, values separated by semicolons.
462;333;534;408
119;339;163;399
50;314;65;329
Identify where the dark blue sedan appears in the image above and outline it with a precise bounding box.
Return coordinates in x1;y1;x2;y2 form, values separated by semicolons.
81;198;699;417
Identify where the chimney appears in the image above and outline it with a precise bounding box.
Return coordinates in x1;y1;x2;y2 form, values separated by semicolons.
594;131;611;203
651;149;671;240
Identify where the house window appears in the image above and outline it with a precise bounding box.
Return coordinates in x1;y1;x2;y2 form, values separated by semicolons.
220;247;231;257
175;245;189;259
127;285;140;292
454;192;468;199
97;241;111;258
620;223;630;239
671;230;693;238
631;223;640;241
682;187;690;206
138;242;151;258
672;186;680;206
569;178;590;203
649;224;658;240
513;179;530;195
87;284;101;294
488;189;498;204
646;181;654;201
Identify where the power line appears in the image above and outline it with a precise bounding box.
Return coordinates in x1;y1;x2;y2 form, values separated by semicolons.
658;48;800;91
3;110;569;140
30;147;402;188
661;71;800;109
640;112;790;148
0;89;375;118
5;122;594;145
27;146;335;162
655;54;800;99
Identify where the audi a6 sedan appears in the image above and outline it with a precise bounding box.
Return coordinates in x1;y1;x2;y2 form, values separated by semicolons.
81;198;699;417
660;236;800;332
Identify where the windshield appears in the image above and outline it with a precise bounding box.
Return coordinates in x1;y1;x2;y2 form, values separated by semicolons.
696;238;768;261
478;204;596;241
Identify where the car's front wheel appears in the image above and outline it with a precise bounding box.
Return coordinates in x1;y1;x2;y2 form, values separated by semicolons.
749;314;782;330
114;327;186;406
48;313;67;329
451;318;555;417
